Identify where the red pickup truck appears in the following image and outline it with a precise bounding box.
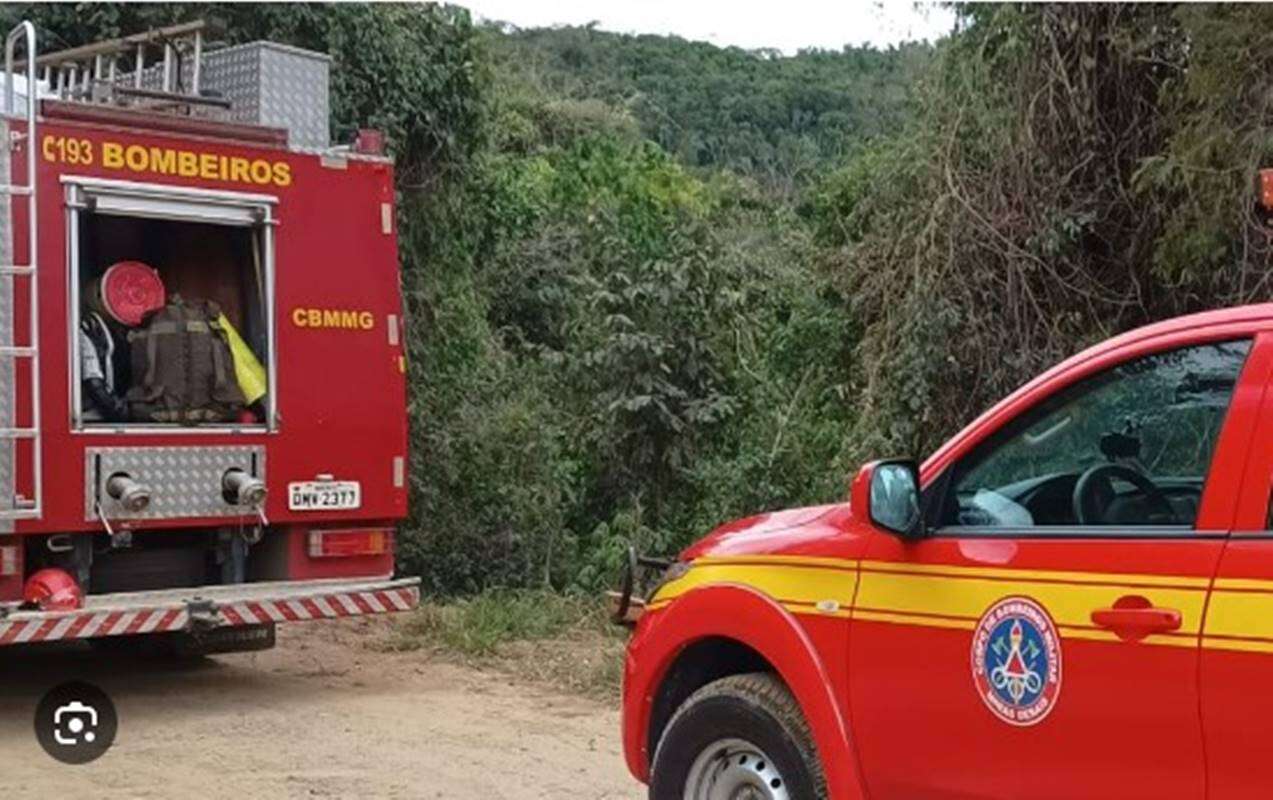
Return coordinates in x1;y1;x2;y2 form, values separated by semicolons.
619;304;1273;799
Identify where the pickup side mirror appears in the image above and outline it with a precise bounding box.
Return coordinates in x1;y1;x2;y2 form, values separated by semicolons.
853;458;922;539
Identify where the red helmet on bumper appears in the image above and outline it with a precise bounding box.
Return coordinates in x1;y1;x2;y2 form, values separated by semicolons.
23;568;84;611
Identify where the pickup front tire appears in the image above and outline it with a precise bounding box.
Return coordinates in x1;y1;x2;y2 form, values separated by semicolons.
649;672;827;800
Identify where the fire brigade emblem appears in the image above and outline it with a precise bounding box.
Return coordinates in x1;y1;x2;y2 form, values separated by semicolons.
971;596;1062;726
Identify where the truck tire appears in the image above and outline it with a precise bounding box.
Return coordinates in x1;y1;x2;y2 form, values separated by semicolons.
649;672;827;800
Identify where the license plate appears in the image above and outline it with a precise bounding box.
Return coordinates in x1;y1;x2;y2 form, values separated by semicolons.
288;481;361;511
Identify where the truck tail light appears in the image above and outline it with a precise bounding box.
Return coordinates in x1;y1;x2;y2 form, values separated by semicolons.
0;546;17;577
307;529;391;559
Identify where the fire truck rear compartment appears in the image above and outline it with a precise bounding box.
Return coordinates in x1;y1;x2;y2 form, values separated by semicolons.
74;209;271;429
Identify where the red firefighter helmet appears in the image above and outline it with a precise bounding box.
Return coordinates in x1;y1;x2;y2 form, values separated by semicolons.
23;568;84;611
95;260;166;327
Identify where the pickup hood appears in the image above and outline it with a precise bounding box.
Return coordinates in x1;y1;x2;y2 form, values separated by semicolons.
679;502;854;561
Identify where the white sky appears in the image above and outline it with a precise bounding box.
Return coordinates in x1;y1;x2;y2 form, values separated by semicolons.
459;1;957;54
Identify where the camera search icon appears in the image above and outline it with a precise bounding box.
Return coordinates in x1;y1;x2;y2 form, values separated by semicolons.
34;681;117;764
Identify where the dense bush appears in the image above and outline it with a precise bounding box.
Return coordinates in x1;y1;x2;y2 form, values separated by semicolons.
814;4;1273;462
404;112;856;592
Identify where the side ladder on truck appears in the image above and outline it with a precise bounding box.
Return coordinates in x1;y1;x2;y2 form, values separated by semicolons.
0;21;40;525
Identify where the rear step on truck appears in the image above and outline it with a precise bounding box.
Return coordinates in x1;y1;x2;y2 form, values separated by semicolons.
0;575;420;646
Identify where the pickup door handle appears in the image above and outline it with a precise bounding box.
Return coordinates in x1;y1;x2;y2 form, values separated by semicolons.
1090;595;1182;642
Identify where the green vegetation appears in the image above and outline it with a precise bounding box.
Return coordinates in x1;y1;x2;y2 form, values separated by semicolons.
10;5;1272;605
382;591;625;695
380;15;879;594
488;25;930;190
813;4;1273;460
385;589;609;657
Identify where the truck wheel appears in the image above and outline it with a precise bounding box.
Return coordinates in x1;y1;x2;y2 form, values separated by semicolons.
649;672;827;800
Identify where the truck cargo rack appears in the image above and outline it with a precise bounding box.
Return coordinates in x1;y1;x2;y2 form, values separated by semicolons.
18;19;223;114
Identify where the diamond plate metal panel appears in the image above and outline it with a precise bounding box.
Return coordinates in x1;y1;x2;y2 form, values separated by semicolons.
85;446;266;521
0;117;13;534
254;43;330;150
201;42;330;149
194;43;261;128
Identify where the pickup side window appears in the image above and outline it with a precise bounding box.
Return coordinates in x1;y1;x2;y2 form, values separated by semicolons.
938;340;1252;531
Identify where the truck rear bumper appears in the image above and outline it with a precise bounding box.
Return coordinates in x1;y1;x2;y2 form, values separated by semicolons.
0;576;420;646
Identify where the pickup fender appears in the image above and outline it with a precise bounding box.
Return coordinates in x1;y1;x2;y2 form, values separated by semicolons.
623;583;866;800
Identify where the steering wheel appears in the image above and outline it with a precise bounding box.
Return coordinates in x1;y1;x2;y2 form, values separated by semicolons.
1072;464;1178;525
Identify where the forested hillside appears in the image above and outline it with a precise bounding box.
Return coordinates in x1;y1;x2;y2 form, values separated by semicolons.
488;25;930;190
6;4;1271;595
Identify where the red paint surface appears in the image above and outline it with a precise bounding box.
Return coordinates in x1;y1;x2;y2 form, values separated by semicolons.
6;116;407;545
1201;331;1273;799
851;535;1220;799
623;306;1273;797
1203;538;1273;799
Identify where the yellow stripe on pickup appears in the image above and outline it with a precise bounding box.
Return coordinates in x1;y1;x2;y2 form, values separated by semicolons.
860;560;1211;589
643;555;1273;655
1213;577;1273;592
1201;587;1273;645
855;569;1208;637
697;554;859;570
1201;577;1273;653
852;609;976;632
650;560;857;612
1200;636;1273;655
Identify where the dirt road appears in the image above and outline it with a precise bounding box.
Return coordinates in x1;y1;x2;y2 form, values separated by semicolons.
0;618;641;799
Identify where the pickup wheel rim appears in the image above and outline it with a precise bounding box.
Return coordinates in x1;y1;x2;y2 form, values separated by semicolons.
683;737;790;800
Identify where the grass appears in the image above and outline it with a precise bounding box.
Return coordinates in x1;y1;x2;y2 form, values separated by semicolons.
378;589;628;697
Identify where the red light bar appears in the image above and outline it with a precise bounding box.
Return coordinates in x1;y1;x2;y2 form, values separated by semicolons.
308;529;391;559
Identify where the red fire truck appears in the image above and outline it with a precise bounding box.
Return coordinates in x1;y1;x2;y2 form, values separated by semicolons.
618;303;1273;799
0;21;416;653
